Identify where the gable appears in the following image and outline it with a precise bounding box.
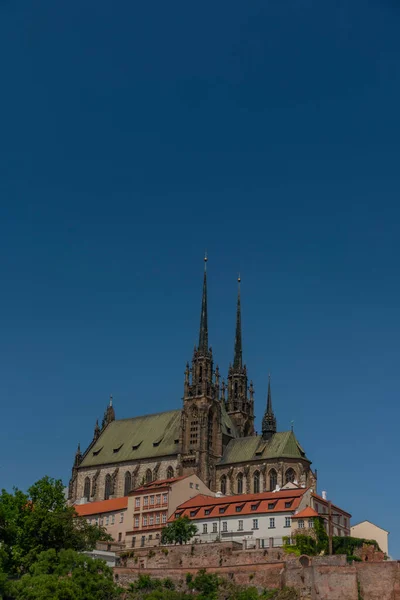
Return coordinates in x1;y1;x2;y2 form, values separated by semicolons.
219;431;310;465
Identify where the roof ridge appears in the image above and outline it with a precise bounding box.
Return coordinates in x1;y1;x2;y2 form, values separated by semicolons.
113;409;181;423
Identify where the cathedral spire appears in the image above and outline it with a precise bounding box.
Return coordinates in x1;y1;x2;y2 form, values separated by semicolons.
233;275;242;369
198;254;208;353
262;374;277;441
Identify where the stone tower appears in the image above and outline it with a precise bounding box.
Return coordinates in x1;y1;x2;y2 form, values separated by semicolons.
262;374;277;441
180;256;222;489
226;277;254;437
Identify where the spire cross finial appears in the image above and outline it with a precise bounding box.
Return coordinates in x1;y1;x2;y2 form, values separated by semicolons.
198;254;208;352
233;273;242;370
109;394;113;407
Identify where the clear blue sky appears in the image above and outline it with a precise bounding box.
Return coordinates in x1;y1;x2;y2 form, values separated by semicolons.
1;1;399;555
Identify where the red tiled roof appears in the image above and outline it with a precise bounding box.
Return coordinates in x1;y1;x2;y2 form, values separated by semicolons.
74;496;128;517
131;476;188;493
169;489;307;522
292;507;319;519
312;494;352;518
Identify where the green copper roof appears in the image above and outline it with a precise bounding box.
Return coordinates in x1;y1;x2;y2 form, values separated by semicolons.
218;431;310;465
80;410;181;468
221;402;239;439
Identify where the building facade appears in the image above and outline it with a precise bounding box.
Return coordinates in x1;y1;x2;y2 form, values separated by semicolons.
75;496;128;544
351;521;389;556
69;258;316;504
126;474;213;548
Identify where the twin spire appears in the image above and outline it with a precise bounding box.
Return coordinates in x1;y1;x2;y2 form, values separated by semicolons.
233;275;242;370
198;254;208;353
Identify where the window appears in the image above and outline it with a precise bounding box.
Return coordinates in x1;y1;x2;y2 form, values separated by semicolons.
84;477;91;500
238;520;243;531
150;496;154;505
237;473;243;494
213;523;218;533
314;503;319;513
104;474;112;500
235;506;242;513
190;511;197;517
222;522;228;532
268;503;275;509
219;507;226;514
253;471;260;494
135;497;140;508
269;469;277;491
105;516;109;525
111;515;115;525
144;496;148;506
143;516;148;526
156;533;160;539
156;514;160;524
145;469;152;484
120;512;124;523
141;536;145;547
269;518;275;529
149;515;154;525
149;534;152;540
190;482;193;489
124;472;132;496
134;517;139;528
285;501;293;508
95;517;99;525
167;466;174;479
118;533;122;542
162;494;168;504
308;519;314;528
285;517;291;528
251;504;258;511
344;518;347;528
203;524;208;534
220;476;227;495
195;484;199;489
99;518;103;526
205;509;211;515
156;495;160;505
162;513;167;524
285;468;296;484
252;519;259;530
132;537;136;547
298;519;304;529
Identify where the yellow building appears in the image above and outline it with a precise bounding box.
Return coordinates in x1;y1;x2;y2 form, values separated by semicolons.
351;521;389;556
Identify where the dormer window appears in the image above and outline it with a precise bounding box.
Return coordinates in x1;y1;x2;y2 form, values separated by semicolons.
93;447;103;456
113;444;123;453
132;441;143;451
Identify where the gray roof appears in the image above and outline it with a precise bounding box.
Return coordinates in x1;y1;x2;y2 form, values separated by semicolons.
218;430;310;465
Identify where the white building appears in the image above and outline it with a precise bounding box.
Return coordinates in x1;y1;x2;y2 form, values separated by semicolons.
170;486;351;547
351;521;389;556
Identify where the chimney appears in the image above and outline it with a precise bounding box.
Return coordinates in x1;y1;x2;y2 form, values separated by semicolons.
322;490;327;500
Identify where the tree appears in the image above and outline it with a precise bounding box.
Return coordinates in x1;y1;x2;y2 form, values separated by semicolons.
10;549;121;600
161;517;198;545
0;477;110;578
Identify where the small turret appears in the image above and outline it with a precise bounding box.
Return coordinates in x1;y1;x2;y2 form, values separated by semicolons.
262;374;277;441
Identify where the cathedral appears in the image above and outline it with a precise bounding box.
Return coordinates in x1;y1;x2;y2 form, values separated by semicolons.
69;258;316;504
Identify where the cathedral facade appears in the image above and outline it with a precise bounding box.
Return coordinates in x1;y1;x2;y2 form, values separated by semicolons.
69;258;316;504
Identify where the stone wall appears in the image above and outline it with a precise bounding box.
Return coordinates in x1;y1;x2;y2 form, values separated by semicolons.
114;542;400;600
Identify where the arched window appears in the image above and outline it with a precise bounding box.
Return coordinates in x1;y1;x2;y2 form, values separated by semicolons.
253;471;260;494
207;412;213;453
220;475;227;495
145;469;152;484
124;472;132;496
237;472;243;494
234;382;238;398
285;468;296;484
167;466;174;479
84;477;90;500
269;469;277;491
104;474;112;500
199;366;203;382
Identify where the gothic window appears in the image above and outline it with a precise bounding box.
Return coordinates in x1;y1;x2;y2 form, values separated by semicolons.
190;411;199;446
167;466;174;479
237;472;243;494
234;382;238;398
145;469;152;484
83;477;90;500
253;471;260;494
220;475;227;495
124;472;132;496
285;468;296;484
269;469;277;491
104;474;112;500
199;366;203;382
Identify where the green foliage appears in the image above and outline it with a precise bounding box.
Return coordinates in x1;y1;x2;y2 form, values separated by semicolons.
0;476;109;578
161;516;198;545
192;569;220;599
10;549;121;600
